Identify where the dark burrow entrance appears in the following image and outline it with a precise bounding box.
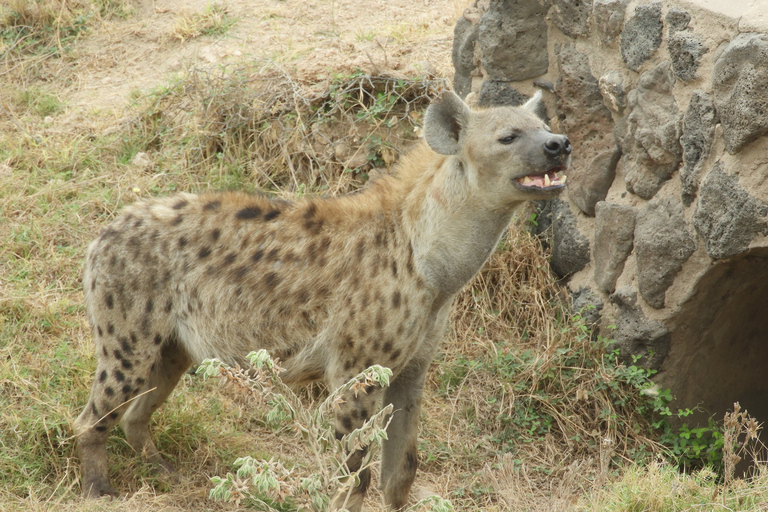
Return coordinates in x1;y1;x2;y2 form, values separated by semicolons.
658;247;768;428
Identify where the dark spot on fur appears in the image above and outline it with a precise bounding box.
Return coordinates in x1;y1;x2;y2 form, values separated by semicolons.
392;291;401;309
222;253;237;266
297;289;310;304
99;370;107;382
172;215;183;226
343;335;355;350
129;332;138;346
107;323;115;335
391;260;398;277
264;210;281;221
335;431;345;441
232;266;249;281
136;377;146;386
360;409;368;420
95;425;107;432
109;411;119;420
154;333;163;345
375;311;385;330
382;340;392;353
344;360;353;371
173;199;188;210
390;349;401;362
179;236;188;248
91;403;99;416
203;200;221;211
252;249;264;262
199;246;212;259
96;325;103;337
266;248;279;261
375;231;385;246
120;358;133;370
145;299;154;314
122;384;132;396
341;416;353;432
264;272;281;289
211;228;221;242
165;299;173;313
356;240;365;260
236;206;262;220
105;294;114;309
105;386;115;397
114;370;125;382
365;359;373;369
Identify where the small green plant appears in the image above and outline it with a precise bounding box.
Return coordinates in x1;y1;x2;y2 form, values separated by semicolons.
198;350;453;511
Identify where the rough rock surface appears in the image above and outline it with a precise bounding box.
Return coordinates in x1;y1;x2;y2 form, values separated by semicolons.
534;198;591;278
712;33;768;154
610;289;670;369
634;197;697;309
693;164;768;260
680;91;717;206
616;62;682;200
665;7;690;36
619;2;662;71
452;17;478;99
593;0;629;47
598;70;628;113
593;202;635;293
551;0;593;38
477;80;528;107
570;286;604;327
555;46;619;215
668;32;708;82
478;0;549;81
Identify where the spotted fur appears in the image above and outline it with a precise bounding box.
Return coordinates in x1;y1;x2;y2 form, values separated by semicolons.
73;90;570;511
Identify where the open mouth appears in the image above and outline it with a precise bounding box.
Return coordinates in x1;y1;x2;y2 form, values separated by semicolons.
515;167;567;189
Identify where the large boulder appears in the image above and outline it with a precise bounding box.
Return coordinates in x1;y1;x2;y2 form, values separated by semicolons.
616;62;683;200
693;163;768;260
555;46;619;215
634;197;697;309
610;289;670;370
593;202;635;293
478;0;549;81
620;2;662;71
712;33;768;154
679;91;717;206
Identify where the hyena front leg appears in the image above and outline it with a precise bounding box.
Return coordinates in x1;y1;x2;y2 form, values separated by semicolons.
328;381;383;512
378;357;429;511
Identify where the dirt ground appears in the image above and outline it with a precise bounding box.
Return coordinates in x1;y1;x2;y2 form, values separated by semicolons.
54;0;462;131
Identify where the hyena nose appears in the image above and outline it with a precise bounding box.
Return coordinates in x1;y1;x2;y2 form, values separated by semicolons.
544;135;572;156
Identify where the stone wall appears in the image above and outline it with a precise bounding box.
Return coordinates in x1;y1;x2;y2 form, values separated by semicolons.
453;0;768;423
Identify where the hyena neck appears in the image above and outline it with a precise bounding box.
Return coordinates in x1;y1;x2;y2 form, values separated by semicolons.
406;156;520;301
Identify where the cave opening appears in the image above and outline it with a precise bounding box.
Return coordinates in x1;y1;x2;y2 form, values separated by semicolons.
660;247;768;428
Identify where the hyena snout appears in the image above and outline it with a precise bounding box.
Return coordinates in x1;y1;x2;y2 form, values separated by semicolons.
543;134;571;157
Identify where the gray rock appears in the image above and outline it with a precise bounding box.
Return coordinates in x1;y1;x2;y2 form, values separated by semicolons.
477;80;529;107
552;0;593;38
634;196;697;309
555;46;619;215
535;198;591;278
668;32;708;82
665;7;690;36
620;2;662;72
452;17;479;99
593;202;636;293
693;163;768;259
712;33;768;154
478;0;549;81
598;70;628;113
680;91;717;206
570;286;604;327
610;289;670;369
616;62;682;199
593;0;629;46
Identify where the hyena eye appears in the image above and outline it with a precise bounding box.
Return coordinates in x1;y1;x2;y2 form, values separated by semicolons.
498;134;518;144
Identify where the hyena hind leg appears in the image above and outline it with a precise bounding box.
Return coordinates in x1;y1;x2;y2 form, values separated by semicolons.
120;340;192;473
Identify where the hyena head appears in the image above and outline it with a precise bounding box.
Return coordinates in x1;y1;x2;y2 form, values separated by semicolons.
423;90;570;209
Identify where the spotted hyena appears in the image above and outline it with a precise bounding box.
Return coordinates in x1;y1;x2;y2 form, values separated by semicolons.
74;90;570;510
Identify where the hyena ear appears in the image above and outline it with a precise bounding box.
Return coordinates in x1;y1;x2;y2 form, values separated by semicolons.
521;90;548;123
424;91;472;155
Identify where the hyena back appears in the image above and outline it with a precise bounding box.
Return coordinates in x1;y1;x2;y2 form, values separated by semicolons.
74;90;570;511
